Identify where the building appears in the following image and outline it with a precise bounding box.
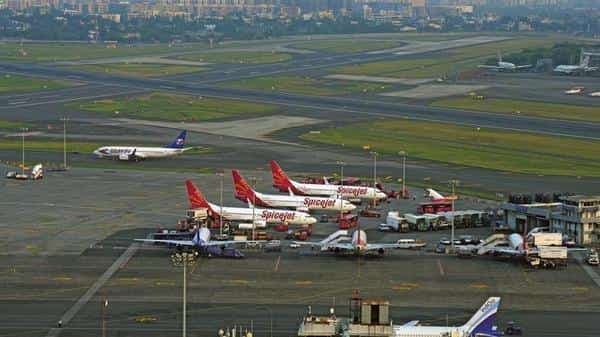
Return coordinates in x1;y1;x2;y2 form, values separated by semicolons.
298;290;392;337
500;195;600;245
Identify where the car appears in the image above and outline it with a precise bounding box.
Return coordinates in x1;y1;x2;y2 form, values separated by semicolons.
5;171;17;179
505;321;523;335
459;235;475;244
264;240;282;252
439;237;451;245
435;243;446;254
378;224;393;232
289;242;301;249
359;209;381;218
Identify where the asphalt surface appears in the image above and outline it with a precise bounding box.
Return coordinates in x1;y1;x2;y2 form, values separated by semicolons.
1;168;599;337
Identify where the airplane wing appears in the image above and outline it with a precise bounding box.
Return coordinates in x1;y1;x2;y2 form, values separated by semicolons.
399;320;419;327
135;238;195;246
477;65;501;70
516;64;532;69
489;247;522;256
135;239;264;247
364;243;407;251
204;240;265;247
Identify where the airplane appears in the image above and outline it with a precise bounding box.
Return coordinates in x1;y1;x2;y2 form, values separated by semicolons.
269;160;387;201
135;227;263;258
232;170;356;213
393;297;502;337
93;130;191;161
185;180;317;226
589;91;600;97
293;229;424;255
554;55;598;75
425;188;458;201
564;86;585;95
478;52;531;72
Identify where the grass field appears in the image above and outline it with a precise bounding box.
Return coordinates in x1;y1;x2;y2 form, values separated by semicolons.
431;97;600;123
73;92;279;121
0;139;102;153
176;51;292;64
290;39;401;53
301;119;600;177
0;42;206;62
71;63;205;77
0;74;71;93
225;75;388;96
336;37;559;78
0;120;33;130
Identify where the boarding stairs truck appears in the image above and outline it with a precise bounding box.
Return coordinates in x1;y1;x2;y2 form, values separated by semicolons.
476;234;508;255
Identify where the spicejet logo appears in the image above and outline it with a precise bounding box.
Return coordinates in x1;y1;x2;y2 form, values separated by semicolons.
337;186;368;197
261;210;296;221
304;198;335;209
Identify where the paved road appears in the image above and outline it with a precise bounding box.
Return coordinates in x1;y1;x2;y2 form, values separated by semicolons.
2;62;600;141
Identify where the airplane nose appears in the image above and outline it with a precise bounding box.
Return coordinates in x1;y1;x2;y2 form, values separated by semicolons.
347;203;357;211
306;216;317;225
377;192;387;200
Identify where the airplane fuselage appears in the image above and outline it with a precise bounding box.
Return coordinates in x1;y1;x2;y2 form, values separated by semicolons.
208;202;316;225
290;181;387;200
248;192;356;212
94;146;186;160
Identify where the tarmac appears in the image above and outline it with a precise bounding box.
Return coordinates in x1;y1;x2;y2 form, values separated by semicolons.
1;167;600;337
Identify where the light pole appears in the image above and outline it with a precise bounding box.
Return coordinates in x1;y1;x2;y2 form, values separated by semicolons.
20;127;28;175
450;179;459;251
171;252;198;337
336;161;345;222
60;117;69;169
256;306;273;337
217;171;224;236
369;151;377;189
398;151;406;198
476;127;481;148
101;297;108;337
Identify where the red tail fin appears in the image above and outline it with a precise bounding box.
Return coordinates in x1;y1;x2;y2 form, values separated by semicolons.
185;180;211;210
232;170;255;202
270;160;293;191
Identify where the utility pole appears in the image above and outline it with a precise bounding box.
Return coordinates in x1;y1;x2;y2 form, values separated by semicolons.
450;179;458;251
218;171;224;236
101;297;108;337
252;176;257;240
399;151;407;198
370;151;377;189
60;117;69;169
336;161;345;222
20;127;28;175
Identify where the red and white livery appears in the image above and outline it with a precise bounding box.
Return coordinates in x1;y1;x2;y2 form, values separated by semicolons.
269;160;387;201
233;170;355;213
185;180;317;226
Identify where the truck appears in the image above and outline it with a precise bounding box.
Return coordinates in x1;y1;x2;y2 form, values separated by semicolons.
379;212;409;232
529;233;562;247
405;213;428;231
527;246;568;268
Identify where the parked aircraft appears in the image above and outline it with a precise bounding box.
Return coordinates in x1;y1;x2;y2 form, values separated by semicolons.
564;86;585;95
93;130;191;161
293;229;424;255
554;55;598;75
478;52;531;72
135;227;261;258
232;170;355;213
186;180;317;226
269;160;387;201
393;297;502;337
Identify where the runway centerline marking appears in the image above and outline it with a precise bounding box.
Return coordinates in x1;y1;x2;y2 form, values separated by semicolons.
437;259;445;276
274;255;281;272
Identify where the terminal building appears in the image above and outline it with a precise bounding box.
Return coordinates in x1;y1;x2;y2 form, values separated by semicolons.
500;195;600;245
